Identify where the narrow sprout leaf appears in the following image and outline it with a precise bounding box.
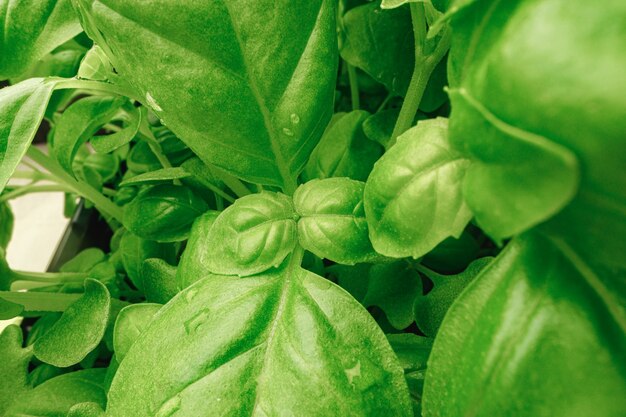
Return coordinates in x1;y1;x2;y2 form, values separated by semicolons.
78;45;114;81
107;266;411;416
204;192;298;276
0;78;56;193
365;118;472;259
52;95;127;175
90;103;141;154
119;167;191;187
294;178;379;265
113;303;161;363
34;279;111;368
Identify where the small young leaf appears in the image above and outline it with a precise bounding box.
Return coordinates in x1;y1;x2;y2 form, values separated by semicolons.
52;95;126;175
365;118;472;258
4;369;107;417
90;104;141;154
34;279;111;367
107;266;411;416
78;45;114;81
67;402;106;417
113;303;161;363
294;178;379;265
123;184;208;243
0;325;32;414
414;257;491;336
60;248;106;273
0;0;82;79
141;258;178;304
119;231;177;291
177;210;221;290
362;108;401;151
204;192;297;276
302;110;382;182
0;78;56;193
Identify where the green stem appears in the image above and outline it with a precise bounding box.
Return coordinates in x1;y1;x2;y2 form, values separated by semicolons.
211;166;251;198
138;123;174;170
389;4;451;146
11;270;88;284
0;291;81;313
0;184;74;203
26;147;124;223
347;63;360;111
376;92;394;113
53;77;138;101
8;171;55;182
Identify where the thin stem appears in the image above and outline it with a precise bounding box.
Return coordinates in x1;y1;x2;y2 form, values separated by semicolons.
0;291;81;312
376;92;394;113
211;167;251;198
389;5;451;146
52;77;138;101
8;171;55;182
26;147;124;223
11;270;88;284
138;123;174;170
346;63;360;111
0;184;74;203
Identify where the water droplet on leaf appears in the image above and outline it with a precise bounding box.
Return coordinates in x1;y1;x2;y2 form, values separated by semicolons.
290;113;300;124
183;308;210;335
345;361;362;386
282;127;294;136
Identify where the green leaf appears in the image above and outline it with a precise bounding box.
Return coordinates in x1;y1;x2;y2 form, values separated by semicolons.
0;0;82;79
365;118;472;258
414;257;491;336
141;258;178;304
448;89;579;240
60;248;106;273
119;231;176;291
327;263;372;302
67;402;106;417
73;0;338;190
421;230;480;274
107;265;411;416
5;369;107;417
0;78;56;193
361;108;400;151
294;178;379;265
0;201;14;250
363;262;422;329
90;104;141;154
381;0;431;9
302;110;382;182
0;325;32;414
113;303;161;363
176;210;221;290
33;279;111;367
204;192;298;276
119;167;191;187
78;45;114;81
123;184;208;243
422;233;626;416
52;95;126;175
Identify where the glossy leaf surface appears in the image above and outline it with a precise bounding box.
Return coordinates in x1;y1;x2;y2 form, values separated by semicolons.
204;192;297;276
34;279;111;367
0;78;56;193
123;184;208;242
294;178;378;265
107;266;411;416
5;369;107;417
176;210;220;290
0;0;82;79
422;233;626;416
365;118;471;258
73;0;338;189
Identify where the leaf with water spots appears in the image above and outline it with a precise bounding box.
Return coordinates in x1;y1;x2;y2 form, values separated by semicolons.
107;264;411;416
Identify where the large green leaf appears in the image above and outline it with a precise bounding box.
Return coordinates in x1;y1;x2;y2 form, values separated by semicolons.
33;279;111;367
107;264;411;416
5;369;107;417
73;0;338;190
422;233;626;416
0;325;32;414
364;118;471;258
113;303;161;363
294;178;378;265
0;78;56;193
204;192;298;276
0;0;82;79
176;210;220;290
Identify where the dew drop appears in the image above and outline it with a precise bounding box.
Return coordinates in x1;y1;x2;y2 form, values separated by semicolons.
290;113;300;124
155;395;181;417
345;361;362;386
146;92;163;112
282;127;294;136
184;287;199;303
183;308;210;335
